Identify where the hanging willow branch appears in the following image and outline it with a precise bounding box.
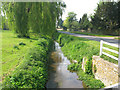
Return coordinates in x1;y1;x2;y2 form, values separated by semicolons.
2;2;66;37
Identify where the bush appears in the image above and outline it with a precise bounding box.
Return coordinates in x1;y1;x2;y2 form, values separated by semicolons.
2;37;53;88
67;63;81;71
85;59;93;75
78;70;104;88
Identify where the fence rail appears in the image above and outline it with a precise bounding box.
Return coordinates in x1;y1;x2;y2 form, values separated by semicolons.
100;40;119;61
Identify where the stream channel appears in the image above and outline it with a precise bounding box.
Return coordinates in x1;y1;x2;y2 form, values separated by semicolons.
46;42;84;88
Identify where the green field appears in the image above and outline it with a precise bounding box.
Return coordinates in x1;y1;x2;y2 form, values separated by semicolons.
1;30;38;78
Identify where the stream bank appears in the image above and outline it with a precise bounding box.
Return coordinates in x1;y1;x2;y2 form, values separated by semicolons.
46;42;84;88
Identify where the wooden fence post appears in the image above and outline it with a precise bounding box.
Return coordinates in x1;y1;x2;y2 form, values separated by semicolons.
100;40;103;56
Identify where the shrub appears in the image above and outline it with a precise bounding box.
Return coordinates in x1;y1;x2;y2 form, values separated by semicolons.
67;63;81;71
78;70;104;88
85;59;93;75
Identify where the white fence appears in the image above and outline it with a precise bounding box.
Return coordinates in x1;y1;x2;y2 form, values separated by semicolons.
100;40;119;61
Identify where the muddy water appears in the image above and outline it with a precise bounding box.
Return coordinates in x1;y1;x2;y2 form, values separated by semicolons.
46;42;83;88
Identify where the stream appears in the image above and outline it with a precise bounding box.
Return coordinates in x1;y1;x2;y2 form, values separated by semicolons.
46;42;84;88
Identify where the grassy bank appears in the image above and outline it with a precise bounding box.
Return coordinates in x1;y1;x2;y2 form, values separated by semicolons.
2;30;38;78
1;30;54;88
2;35;53;88
54;31;118;88
55;31;118;64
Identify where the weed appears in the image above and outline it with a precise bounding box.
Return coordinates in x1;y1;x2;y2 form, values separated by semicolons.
19;42;26;46
13;45;19;50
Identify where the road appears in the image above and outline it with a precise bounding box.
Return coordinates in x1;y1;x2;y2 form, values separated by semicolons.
58;31;119;45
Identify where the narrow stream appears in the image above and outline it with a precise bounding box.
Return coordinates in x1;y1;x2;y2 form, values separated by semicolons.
46;42;84;88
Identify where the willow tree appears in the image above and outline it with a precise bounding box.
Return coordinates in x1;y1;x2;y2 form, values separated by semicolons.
28;2;66;37
2;2;66;37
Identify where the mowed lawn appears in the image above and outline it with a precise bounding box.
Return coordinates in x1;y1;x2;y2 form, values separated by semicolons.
2;30;37;78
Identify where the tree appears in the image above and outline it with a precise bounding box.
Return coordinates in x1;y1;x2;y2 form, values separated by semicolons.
63;12;77;31
71;21;79;30
2;2;66;37
78;18;81;23
91;1;119;35
2;16;9;30
79;14;91;30
57;18;63;28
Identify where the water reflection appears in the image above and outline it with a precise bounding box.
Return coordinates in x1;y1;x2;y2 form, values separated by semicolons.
46;42;83;88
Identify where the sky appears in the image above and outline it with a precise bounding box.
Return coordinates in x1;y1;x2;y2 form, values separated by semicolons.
62;0;100;20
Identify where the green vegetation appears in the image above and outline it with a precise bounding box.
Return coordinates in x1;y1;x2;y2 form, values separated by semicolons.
2;16;9;30
54;31;118;88
63;12;79;31
101;43;118;64
56;32;118;64
1;1;67;89
68;63;81;71
78;69;104;88
79;14;92;30
57;33;99;60
61;2;119;36
91;2;119;35
2;33;53;88
70;31;116;37
115;37;120;40
57;30;117;37
67;63;104;88
55;32;104;88
2;2;66;37
2;30;38;77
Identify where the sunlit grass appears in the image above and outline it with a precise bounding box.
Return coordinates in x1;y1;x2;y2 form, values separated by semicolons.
2;30;38;77
57;29;117;37
70;31;116;37
57;33;118;64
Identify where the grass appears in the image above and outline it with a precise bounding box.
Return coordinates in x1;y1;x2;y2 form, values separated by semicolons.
57;29;117;37
56;31;118;64
67;63;105;88
1;30;38;78
2;36;53;88
54;32;105;88
54;32;119;88
101;43;118;64
77;69;104;88
70;31;116;37
114;37;120;40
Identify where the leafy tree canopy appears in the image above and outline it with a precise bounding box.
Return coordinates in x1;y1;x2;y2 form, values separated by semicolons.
2;2;66;37
63;12;77;30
